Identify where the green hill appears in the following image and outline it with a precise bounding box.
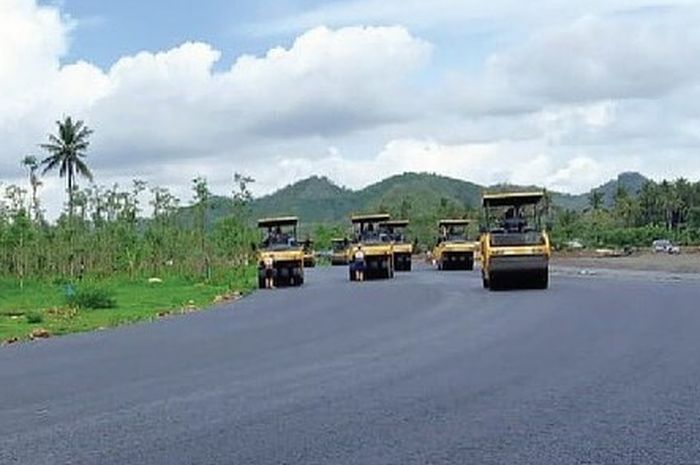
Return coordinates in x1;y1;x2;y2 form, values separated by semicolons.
250;171;650;220
252;176;354;222
178;171;651;247
591;172;649;207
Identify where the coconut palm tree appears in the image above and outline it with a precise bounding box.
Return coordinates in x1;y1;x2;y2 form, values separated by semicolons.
40;116;94;218
588;190;604;211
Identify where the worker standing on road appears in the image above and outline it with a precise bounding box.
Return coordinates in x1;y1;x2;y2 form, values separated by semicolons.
263;255;275;289
354;246;366;282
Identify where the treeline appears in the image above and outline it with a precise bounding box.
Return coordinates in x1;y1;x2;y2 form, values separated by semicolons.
553;179;700;248
4;117;700;280
0;117;257;285
346;179;700;250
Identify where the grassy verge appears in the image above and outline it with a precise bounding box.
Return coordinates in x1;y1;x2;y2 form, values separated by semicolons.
0;267;257;344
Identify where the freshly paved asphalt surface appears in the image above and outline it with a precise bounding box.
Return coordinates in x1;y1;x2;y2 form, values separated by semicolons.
2;265;700;465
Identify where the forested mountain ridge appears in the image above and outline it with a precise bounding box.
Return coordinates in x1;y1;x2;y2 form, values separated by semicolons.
247;171;651;222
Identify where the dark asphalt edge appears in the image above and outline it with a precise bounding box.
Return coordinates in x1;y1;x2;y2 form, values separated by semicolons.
4;264;695;350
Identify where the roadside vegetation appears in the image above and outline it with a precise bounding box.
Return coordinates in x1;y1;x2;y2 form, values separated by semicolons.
3;116;700;342
300;179;700;252
1;117;258;343
550;180;700;249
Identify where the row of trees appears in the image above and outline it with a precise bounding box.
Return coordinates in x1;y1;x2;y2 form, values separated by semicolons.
358;179;700;250
3;116;700;284
554;179;700;247
0;117;258;285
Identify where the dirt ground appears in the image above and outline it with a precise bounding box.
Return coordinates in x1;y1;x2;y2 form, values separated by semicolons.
553;250;700;274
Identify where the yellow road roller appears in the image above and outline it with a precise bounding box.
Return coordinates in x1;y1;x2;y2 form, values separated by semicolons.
381;220;413;271
330;237;350;265
433;219;477;270
480;192;551;290
302;238;316;268
257;217;305;288
348;214;394;281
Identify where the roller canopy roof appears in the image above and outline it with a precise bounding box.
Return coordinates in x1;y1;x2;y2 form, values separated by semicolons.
381;220;409;227
257;217;299;227
350;213;391;223
482;192;545;207
438;219;471;227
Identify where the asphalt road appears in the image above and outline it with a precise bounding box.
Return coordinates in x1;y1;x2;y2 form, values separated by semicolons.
2;265;700;465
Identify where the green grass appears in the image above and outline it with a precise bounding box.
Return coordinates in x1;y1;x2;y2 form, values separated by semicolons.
0;267;256;343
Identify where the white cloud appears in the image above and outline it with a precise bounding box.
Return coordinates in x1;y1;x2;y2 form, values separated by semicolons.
0;0;69;107
490;10;700;103
1;7;432;174
251;138;627;195
3;0;700;219
249;0;698;36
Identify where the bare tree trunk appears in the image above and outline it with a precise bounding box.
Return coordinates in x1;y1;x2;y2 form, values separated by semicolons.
68;168;75;277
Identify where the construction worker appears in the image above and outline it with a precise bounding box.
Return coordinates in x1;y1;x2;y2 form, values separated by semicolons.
263;255;275;289
354;245;366;282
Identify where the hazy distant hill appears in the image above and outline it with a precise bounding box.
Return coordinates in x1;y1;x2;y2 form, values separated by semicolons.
252;176;354;222
178;171;651;232
250;171;651;221
590;171;649;207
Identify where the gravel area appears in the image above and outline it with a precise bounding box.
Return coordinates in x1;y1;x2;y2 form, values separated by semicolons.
553;251;700;275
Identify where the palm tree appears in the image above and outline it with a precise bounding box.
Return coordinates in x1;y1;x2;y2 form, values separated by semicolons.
659;180;682;230
40;116;94;218
638;181;659;225
613;185;634;227
588;190;604;211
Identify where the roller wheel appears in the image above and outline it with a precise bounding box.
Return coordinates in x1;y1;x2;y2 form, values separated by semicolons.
488;273;500;291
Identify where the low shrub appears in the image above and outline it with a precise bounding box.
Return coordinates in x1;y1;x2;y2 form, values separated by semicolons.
25;311;44;324
66;287;117;310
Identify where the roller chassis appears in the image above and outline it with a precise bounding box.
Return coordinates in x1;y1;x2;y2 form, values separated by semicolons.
481;251;549;290
257;255;305;288
434;243;475;271
348;245;394;281
392;244;413;272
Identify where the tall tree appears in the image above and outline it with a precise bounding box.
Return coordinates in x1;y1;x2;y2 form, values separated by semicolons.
588;190;604;211
638;181;660;225
21;155;42;222
232;172;255;219
613;185;636;227
192;176;212;278
40;117;94;218
659;180;681;230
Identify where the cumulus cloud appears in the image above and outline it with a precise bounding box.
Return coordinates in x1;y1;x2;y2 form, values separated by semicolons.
249;138;633;195
1;3;431;177
3;0;700;218
490;10;700;103
249;0;698;36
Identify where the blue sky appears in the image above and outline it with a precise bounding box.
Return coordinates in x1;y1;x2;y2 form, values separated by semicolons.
4;0;700;216
55;0;502;74
55;0;303;67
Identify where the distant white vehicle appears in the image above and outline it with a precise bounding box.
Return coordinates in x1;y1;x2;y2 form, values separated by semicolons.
652;239;680;254
565;239;584;250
